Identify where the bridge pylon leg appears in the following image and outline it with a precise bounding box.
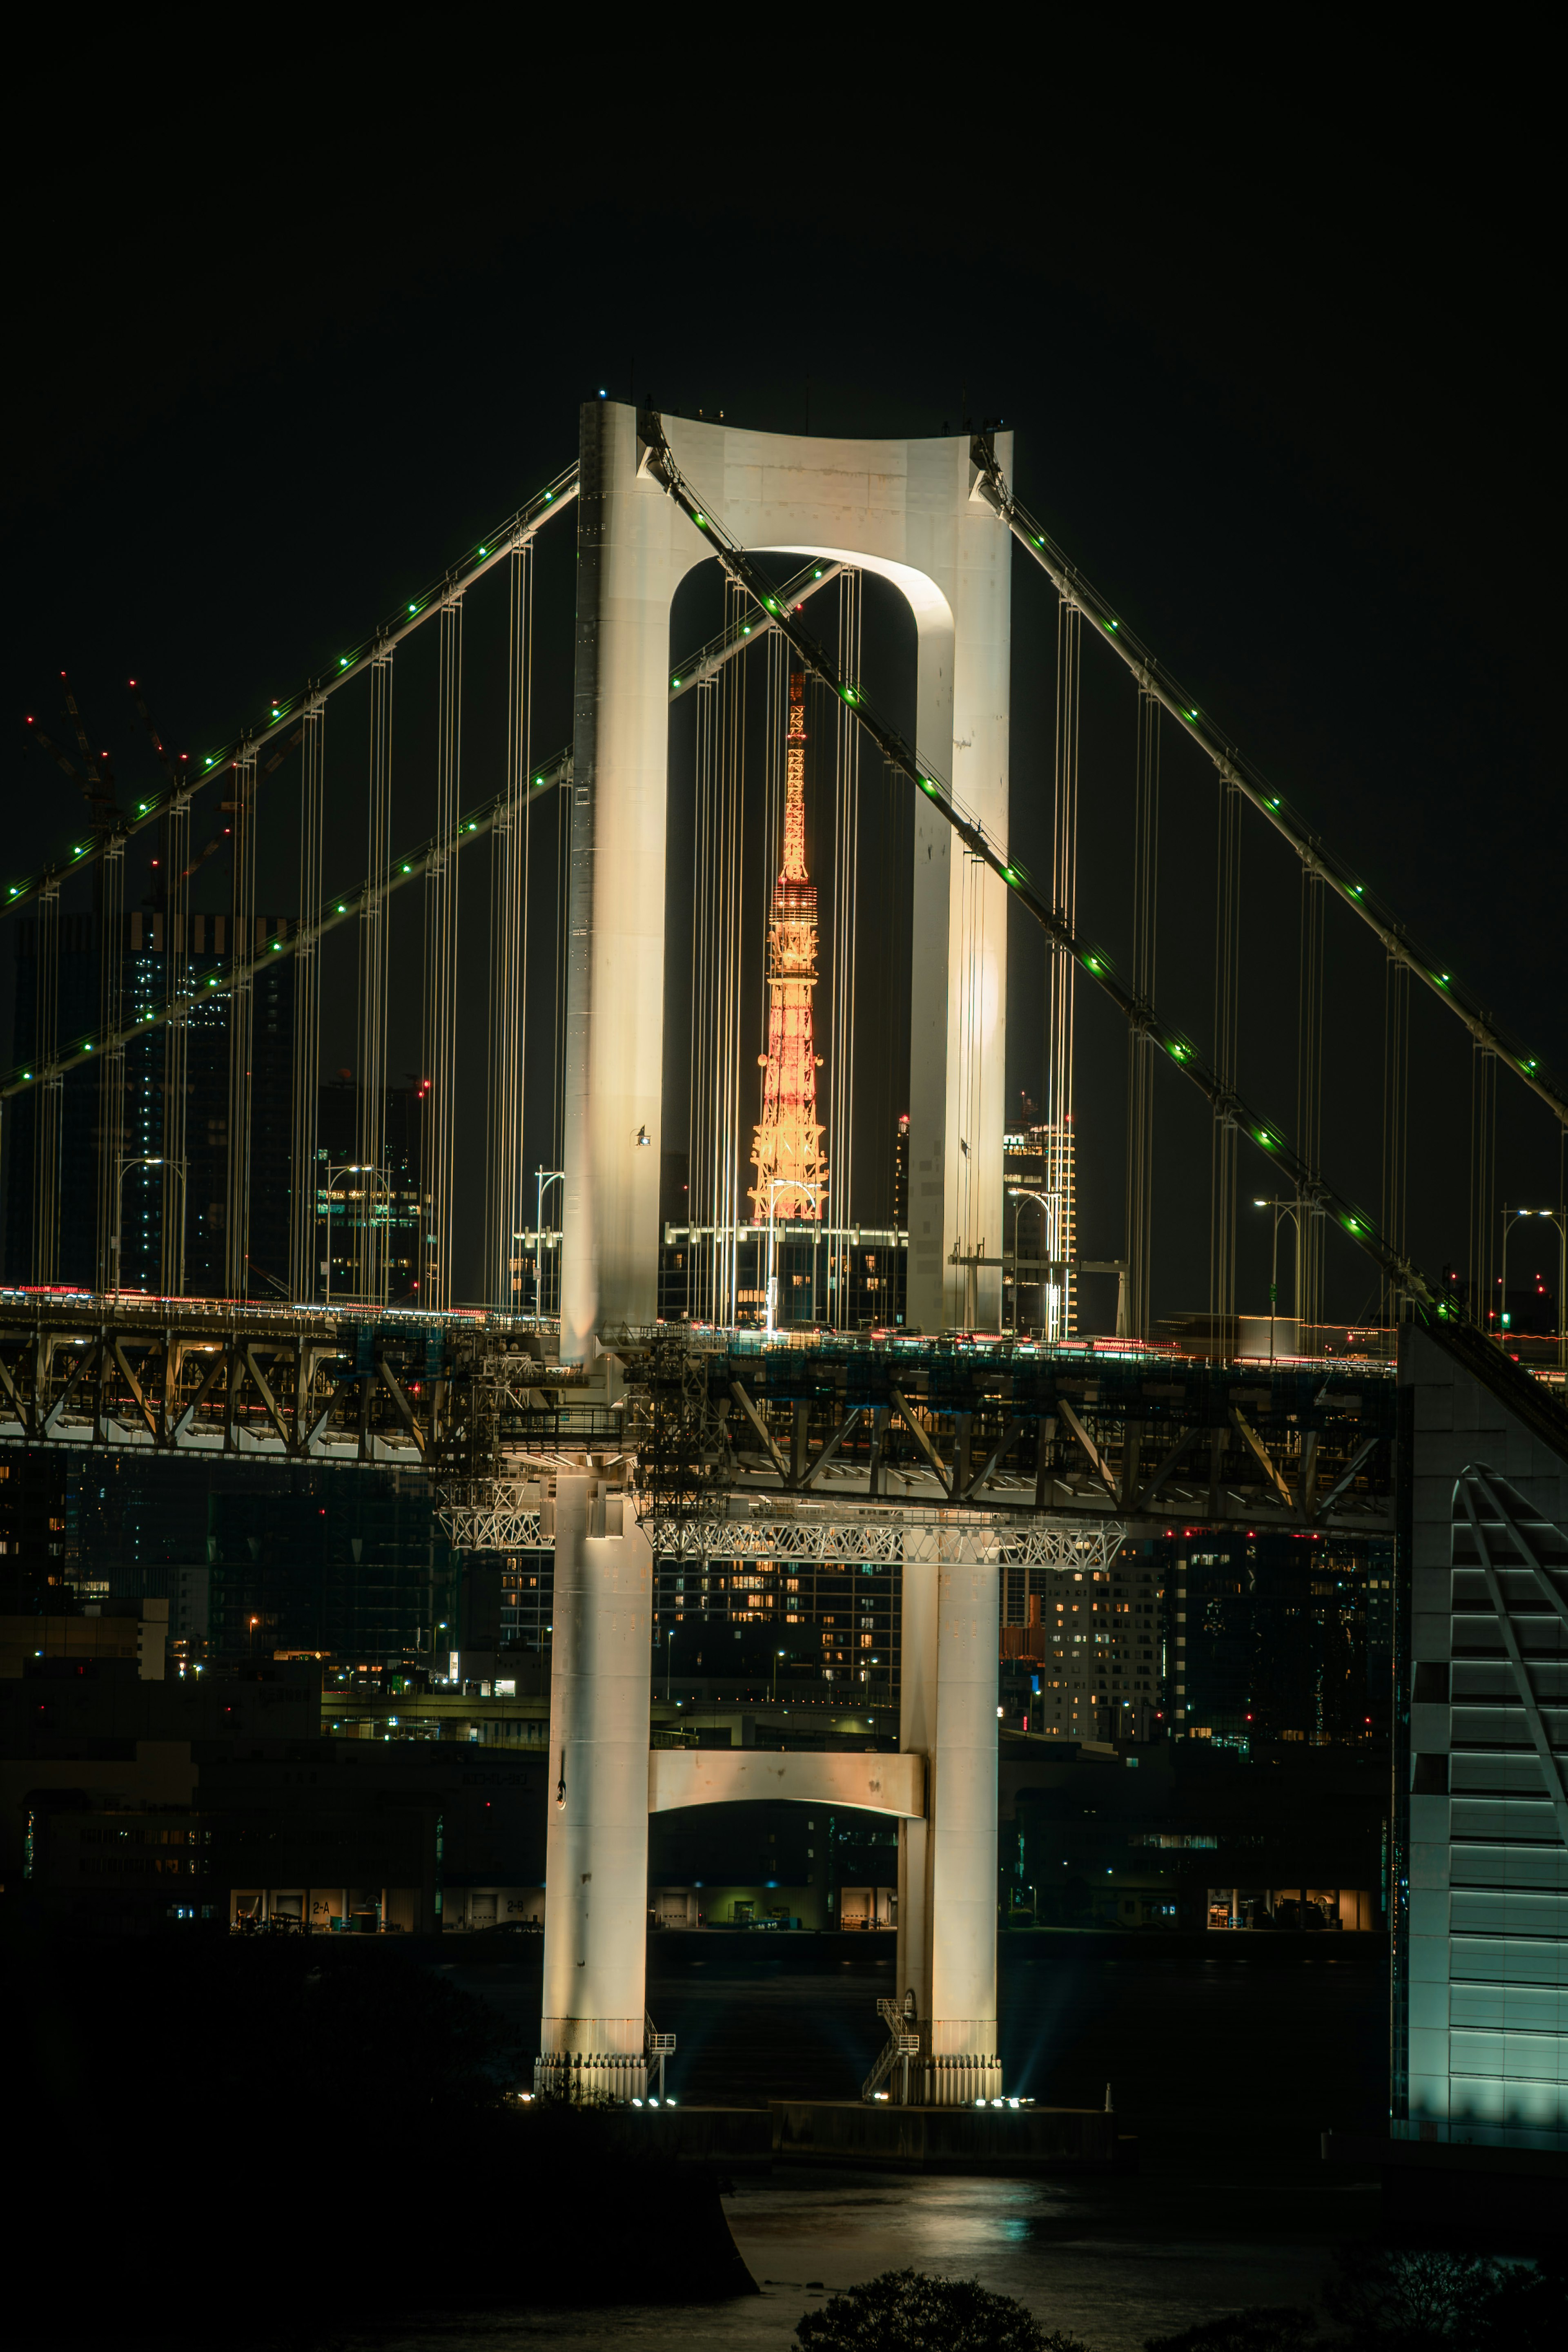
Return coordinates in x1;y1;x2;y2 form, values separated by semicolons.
536;1473;653;2101
897;1528;1002;2105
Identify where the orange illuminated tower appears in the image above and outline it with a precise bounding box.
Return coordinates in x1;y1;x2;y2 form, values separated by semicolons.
750;671;828;1223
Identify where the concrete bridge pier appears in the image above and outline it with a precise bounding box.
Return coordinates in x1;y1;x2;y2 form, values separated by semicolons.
898;1530;1003;2104
536;1472;654;2100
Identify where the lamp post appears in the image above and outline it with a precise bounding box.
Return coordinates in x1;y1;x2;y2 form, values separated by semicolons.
1008;1186;1064;1339
321;1163;385;1309
1252;1197;1302;1363
535;1168;564;1317
112;1155;182;1300
765;1179;819;1337
1499;1206;1568;1362
772;1647;785;1703
666;1625;675;1703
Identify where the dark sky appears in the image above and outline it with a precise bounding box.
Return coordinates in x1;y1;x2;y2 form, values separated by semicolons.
2;65;1557;1320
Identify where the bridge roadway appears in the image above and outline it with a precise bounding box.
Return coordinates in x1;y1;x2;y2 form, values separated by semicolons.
0;1291;1394;1541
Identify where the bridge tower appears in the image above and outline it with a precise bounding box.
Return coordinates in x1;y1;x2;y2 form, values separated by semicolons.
560;401;1013;1359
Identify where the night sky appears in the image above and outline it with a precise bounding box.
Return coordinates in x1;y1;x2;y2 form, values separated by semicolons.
3;73;1556;1322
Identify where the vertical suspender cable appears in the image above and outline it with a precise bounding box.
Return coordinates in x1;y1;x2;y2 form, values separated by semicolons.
549;710;572;1325
225;746;258;1297
95;840;125;1293
1124;691;1159;1341
290;696;325;1301
1381;949;1410;1331
718;585;746;1322
829;571;861;1324
423;592;463;1313
688;670;713;1318
488;539;531;1307
31;886;60;1284
1296;868;1326;1336
1045;600;1081;1339
1469;1044;1498;1334
161;796;191;1297
1209;780;1242;1345
358;645;394;1304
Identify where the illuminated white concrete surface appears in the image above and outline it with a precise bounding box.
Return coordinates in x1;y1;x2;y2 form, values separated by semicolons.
898;1527;1002;2102
648;1746;924;1818
561;402;1013;1357
538;1474;655;2099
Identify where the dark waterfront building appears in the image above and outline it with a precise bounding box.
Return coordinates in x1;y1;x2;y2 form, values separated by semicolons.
4;909;294;1298
0;1656;548;1935
0;1445;459;1670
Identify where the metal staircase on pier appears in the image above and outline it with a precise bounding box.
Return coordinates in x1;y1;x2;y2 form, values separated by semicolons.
862;1997;921;2103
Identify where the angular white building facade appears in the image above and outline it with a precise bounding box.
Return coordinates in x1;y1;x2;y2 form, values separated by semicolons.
1399;1320;1568;2149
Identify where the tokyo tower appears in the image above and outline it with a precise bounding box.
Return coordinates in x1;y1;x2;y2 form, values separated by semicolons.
750;670;828;1223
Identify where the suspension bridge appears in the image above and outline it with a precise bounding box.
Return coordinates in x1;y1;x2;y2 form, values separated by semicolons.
3;404;1565;2141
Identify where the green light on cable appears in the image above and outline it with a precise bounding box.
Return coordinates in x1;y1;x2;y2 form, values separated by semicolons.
477;546;488;558
1258;1131;1274;1147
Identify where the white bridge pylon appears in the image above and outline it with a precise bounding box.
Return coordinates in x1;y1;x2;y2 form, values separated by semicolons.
561;401;1014;1360
537;1471;1002;2106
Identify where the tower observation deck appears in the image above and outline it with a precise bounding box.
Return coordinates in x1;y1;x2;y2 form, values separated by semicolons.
749;670;828;1225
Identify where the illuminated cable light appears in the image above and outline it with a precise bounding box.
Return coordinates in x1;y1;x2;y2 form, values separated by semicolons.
408;602;418;615
1186;709;1198;721
401;863;411;874
1105;619;1118;631
813;569;822;579
477;546;488;557
695;512;707;527
339;658;350;670
1349;884;1363;896
1258;1130;1275;1148
1437;973;1450;986
1168;1041;1188;1059
671;677;682;689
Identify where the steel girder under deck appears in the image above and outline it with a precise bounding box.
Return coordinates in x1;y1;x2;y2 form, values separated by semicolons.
0;1294;582;1469
641;1335;1396;1538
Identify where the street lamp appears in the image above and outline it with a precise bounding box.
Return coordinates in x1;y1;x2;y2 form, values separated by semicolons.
765;1179;819;1336
112;1155;182;1299
535;1168;564;1317
1252;1197;1302;1363
321;1163;386;1308
1008;1186;1064;1340
772;1648;786;1703
666;1625;675;1703
1499;1206;1567;1364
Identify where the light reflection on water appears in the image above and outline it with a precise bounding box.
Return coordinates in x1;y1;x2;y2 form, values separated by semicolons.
323;2161;1374;2352
321;1942;1386;2352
